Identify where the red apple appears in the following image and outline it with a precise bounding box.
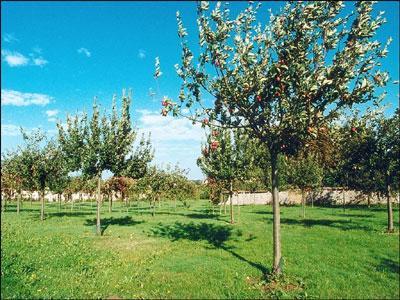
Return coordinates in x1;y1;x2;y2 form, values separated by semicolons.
256;95;262;102
161;109;167;116
203;118;209;125
211;141;219;150
351;127;357;132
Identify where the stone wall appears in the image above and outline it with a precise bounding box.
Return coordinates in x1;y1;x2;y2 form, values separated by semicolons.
224;188;399;206
5;188;400;205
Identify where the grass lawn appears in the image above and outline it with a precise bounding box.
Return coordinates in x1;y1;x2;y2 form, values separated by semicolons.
1;199;399;299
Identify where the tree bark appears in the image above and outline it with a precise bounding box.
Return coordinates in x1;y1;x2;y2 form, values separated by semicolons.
229;180;234;224
58;194;62;210
2;196;6;212
223;195;227;215
109;192;113;213
96;174;102;236
17;192;20;215
40;190;45;221
311;191;314;208
367;193;371;208
301;190;305;219
387;184;394;233
342;187;346;212
152;198;156;217
237;192;241;222
271;151;282;275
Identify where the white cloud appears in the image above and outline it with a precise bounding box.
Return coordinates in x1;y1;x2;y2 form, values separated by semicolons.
137;110;204;142
77;47;91;57
1;89;52;106
135;109;153;115
3;33;18;43
138;49;146;59
45;109;59;117
2;49;48;67
32;57;48;67
45;109;59;122
1;124;21;136
1;50;29;67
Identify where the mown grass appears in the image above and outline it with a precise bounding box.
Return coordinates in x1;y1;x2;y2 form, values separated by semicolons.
1;199;399;299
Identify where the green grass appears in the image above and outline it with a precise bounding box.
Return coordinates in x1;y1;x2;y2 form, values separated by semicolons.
1;199;399;299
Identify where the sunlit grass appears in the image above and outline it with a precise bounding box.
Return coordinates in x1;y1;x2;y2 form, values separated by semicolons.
1;199;399;299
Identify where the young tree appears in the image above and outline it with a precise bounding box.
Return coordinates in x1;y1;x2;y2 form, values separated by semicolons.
58;92;135;235
344;110;399;231
134;166;169;216
164;165;197;210
160;1;392;274
1;151;23;213
288;154;323;217
197;128;254;223
374;112;399;232
18;130;66;220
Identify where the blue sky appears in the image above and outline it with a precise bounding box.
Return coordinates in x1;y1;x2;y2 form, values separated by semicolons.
1;1;399;179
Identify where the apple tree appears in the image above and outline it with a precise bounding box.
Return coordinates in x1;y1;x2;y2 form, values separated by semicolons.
197;128;254;223
57;91;135;235
160;1;393;273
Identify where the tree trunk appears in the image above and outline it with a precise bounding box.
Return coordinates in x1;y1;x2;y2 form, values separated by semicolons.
58;194;61;210
96;174;101;236
224;195;227;215
301;190;305;219
271;151;282;275
152;198;156;217
237;192;240;222
109;193;113;213
229;180;234;224
342;187;346;212
2;196;6;212
17;192;20;215
311;192;314;208
367;193;371;208
40;190;45;221
387;184;394;233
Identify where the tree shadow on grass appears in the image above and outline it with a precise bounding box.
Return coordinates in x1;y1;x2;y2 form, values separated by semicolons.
270;218;374;231
251;210;274;215
376;258;400;274
150;221;269;276
49;211;94;218
84;216;144;235
185;212;222;220
130;208;222;221
336;213;374;218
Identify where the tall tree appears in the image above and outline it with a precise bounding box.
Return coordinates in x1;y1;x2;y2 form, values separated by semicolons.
58;91;135;235
160;1;392;274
